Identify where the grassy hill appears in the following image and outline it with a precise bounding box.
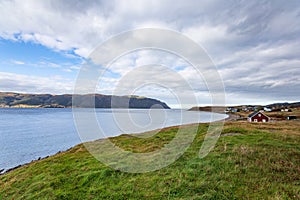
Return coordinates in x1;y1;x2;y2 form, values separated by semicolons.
0;121;299;199
0;92;170;109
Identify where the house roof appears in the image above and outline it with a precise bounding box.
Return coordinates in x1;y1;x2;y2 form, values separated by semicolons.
248;111;270;119
248;111;259;118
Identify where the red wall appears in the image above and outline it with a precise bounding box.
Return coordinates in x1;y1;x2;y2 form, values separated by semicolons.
251;113;269;122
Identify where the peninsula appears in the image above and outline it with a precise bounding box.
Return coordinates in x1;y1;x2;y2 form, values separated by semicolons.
0;92;170;109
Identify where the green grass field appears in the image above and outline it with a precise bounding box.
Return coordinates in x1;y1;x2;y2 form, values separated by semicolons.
1;121;299;199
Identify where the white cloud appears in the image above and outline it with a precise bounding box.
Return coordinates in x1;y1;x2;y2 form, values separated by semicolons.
11;60;25;65
0;72;74;94
0;0;300;104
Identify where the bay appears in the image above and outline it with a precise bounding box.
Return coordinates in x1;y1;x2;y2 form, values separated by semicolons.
0;108;227;172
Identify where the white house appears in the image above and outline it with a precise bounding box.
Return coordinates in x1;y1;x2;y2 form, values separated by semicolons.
263;107;272;112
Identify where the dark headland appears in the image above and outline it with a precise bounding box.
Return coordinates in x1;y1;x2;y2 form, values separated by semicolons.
0;92;170;109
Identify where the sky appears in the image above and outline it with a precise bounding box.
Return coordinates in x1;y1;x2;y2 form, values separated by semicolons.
0;0;299;108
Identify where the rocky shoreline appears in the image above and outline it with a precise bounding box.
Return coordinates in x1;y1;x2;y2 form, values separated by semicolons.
0;149;71;175
225;113;242;121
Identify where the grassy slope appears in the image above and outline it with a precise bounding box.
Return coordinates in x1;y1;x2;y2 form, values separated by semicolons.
0;121;300;199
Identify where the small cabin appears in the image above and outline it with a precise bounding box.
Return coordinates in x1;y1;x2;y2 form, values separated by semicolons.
286;116;297;120
263;107;272;112
226;107;239;113
248;111;270;122
281;108;291;112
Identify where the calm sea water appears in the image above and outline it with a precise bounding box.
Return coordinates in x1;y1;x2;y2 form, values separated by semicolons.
0;108;227;172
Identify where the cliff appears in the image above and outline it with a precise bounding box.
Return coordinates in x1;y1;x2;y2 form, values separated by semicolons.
0;92;170;109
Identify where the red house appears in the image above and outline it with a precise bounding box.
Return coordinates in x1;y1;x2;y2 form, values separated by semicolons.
248;111;270;122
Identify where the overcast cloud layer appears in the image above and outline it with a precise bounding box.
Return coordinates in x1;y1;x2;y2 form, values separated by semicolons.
0;0;299;106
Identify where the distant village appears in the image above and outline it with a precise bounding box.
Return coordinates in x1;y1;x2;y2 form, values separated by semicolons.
225;106;292;113
225;105;298;122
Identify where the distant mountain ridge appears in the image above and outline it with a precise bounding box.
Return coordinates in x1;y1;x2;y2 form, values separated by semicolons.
0;92;170;109
266;102;300;109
